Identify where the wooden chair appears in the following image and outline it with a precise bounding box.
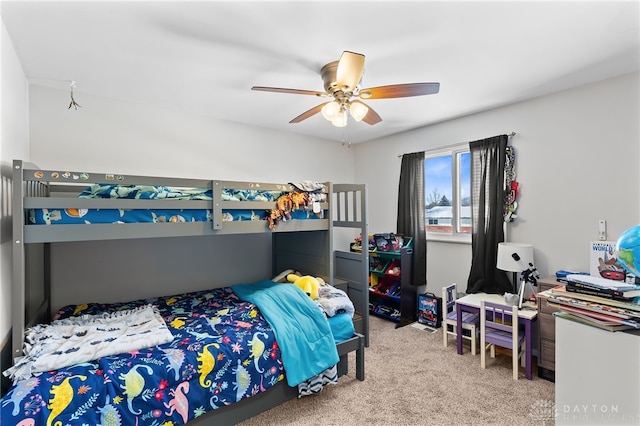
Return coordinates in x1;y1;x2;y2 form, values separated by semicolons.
442;283;479;355
480;301;525;380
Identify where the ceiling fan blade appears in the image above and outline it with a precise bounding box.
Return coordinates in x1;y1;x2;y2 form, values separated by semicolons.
252;86;325;97
362;107;382;125
290;102;329;123
336;51;365;92
359;82;440;99
351;100;382;125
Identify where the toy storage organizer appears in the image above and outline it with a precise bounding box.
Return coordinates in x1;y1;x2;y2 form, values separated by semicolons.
365;236;416;326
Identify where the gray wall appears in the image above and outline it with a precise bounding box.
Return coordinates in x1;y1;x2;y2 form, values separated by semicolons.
27;86;357;184
354;72;640;296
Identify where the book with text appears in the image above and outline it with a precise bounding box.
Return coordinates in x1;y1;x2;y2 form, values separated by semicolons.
589;241;627;281
554;311;635;332
567;274;640;295
550;285;640;312
566;281;640;300
550;303;640;328
545;293;640;320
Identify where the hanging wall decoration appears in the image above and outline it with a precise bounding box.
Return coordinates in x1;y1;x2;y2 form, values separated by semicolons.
68;81;81;110
504;145;519;222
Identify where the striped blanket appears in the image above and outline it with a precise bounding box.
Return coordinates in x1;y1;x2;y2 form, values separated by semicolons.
4;304;173;383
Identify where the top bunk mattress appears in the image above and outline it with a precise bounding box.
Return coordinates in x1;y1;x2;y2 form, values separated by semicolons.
28;184;325;225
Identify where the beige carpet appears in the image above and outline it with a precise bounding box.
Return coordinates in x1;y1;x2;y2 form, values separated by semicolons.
238;316;556;426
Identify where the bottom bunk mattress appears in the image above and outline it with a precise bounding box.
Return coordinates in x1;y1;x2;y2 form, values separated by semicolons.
1;283;349;425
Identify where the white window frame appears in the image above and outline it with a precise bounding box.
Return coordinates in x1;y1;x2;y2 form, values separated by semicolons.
424;144;472;244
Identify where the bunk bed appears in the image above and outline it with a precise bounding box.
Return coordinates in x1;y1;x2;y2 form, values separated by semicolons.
3;159;369;425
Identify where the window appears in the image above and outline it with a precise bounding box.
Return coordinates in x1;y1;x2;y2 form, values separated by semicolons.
425;145;471;240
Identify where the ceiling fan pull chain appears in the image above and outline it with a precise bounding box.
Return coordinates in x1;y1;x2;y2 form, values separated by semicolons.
341;126;352;148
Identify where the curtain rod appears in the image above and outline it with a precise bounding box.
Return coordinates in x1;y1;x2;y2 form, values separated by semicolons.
397;132;517;158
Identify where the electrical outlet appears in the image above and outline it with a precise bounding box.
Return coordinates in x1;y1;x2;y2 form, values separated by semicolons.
598;219;606;240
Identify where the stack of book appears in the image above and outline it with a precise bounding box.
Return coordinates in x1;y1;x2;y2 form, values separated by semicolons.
544;274;640;332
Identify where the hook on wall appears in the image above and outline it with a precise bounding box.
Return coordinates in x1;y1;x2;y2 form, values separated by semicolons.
68;81;81;110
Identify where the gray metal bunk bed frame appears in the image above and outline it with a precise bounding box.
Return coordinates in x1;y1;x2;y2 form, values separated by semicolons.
10;159;369;425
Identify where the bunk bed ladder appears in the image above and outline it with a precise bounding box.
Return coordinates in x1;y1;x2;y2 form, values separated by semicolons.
333;183;369;347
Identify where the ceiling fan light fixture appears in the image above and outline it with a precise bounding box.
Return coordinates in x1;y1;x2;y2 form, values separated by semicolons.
331;110;348;127
321;101;341;120
349;102;369;122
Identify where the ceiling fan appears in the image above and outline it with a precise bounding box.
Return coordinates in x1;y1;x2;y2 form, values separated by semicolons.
251;51;440;127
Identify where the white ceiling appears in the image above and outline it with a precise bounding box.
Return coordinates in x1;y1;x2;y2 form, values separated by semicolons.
2;1;639;144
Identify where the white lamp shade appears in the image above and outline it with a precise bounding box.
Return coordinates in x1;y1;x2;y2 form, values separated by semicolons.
349;102;369;122
331;110;348;127
321;101;340;120
496;242;534;272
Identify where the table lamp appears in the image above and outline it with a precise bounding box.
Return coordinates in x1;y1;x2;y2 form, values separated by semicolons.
496;242;534;294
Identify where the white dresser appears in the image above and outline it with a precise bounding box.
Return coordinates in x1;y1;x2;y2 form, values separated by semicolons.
555;316;640;425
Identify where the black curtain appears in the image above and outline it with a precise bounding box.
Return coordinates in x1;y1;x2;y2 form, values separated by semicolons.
397;152;426;287
466;135;512;294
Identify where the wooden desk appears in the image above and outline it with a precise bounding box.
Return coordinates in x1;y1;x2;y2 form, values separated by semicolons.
456;293;538;380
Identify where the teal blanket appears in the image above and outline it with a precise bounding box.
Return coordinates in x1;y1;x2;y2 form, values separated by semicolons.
231;280;339;386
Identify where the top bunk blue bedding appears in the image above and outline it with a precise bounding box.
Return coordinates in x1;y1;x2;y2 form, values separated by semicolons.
27;184;324;226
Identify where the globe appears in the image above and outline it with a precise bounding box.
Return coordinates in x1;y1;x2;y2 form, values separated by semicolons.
616;224;640;277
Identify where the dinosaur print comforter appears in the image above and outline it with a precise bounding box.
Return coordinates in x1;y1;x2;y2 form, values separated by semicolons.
1;287;285;425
